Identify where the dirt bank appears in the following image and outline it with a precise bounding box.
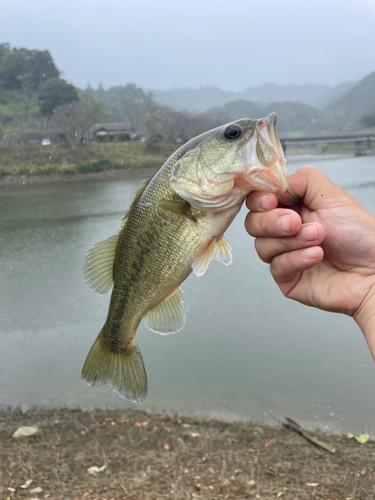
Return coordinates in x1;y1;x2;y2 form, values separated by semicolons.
1;408;374;499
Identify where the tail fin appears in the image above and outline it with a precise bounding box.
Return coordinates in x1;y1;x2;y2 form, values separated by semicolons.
81;330;148;402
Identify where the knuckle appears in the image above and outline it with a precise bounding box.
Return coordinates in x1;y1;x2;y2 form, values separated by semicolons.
259;213;270;235
300;164;316;175
254;238;272;263
244;213;254;235
269;257;279;279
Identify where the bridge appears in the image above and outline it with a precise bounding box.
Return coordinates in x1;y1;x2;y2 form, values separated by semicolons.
279;133;375;157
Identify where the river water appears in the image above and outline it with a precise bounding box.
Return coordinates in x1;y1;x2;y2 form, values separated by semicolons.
1;154;375;435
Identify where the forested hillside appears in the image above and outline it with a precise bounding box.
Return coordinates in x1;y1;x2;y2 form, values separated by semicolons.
1;42;374;144
325;72;375;126
0;43;104;146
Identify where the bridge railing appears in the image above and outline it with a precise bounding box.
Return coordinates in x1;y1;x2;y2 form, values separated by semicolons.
279;134;375;157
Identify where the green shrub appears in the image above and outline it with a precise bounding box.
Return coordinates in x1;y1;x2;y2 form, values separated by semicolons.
76;158;113;173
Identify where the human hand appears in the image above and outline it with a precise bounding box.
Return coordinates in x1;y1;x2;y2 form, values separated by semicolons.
245;165;375;358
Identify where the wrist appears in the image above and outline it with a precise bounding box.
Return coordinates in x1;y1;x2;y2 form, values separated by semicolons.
354;286;375;362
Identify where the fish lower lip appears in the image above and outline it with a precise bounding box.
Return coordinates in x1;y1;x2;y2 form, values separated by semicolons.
274;164;301;204
285;186;301;204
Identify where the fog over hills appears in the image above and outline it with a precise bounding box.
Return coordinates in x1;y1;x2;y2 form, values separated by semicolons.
325;72;375;123
152;81;357;113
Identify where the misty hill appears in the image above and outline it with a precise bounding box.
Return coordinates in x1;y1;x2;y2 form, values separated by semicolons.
207;100;323;136
152;82;356;113
151;87;241;114
325;72;375;126
317;81;357;108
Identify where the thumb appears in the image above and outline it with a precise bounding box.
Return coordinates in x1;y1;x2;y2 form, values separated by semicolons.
287;165;345;211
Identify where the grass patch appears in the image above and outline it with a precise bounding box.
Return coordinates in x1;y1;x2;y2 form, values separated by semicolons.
76;159;114;173
0;141;179;177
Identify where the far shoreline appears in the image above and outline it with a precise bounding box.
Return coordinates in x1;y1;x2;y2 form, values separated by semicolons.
1;150;372;188
0;166;160;187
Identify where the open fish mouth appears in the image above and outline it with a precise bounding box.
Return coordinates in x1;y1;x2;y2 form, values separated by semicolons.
241;113;300;205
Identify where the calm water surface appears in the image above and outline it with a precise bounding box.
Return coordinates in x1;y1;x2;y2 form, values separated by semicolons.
1;154;375;434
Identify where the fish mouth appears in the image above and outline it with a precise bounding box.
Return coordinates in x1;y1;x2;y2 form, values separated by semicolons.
241;113;300;205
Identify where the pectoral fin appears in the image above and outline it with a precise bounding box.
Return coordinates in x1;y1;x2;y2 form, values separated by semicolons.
145;287;186;334
83;234;119;294
142;199;196;221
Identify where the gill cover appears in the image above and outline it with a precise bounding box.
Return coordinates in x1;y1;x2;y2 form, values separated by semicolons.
170;114;299;210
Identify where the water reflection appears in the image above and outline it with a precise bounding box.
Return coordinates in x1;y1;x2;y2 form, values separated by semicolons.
0;155;375;435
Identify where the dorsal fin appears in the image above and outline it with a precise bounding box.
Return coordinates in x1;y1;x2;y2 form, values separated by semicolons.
120;179;150;228
83;179;151;295
83;234;120;294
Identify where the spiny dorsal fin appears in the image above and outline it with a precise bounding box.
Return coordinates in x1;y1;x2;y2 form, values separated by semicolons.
83;234;119;295
145;287;185;334
120;179;150;228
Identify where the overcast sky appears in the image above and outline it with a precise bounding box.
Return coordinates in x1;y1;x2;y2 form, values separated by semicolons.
2;0;375;91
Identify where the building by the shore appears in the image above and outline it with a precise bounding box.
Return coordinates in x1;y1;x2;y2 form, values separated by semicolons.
0;123;146;147
90;123;145;142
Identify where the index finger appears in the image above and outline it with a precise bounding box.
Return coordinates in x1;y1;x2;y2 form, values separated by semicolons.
246;192;279;212
245;208;302;238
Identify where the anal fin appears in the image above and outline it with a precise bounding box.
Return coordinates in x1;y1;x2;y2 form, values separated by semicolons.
145;287;185;335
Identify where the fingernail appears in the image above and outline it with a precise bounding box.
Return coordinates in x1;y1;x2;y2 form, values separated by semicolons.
301;247;318;259
300;224;317;242
276;214;290;233
257;195;269;210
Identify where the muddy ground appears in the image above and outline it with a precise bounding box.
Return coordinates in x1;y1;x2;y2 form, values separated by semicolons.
1;409;374;500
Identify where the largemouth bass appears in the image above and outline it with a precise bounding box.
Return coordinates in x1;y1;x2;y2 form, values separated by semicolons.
82;113;299;402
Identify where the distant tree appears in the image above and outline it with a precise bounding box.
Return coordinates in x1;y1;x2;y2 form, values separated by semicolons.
51;97;108;148
84;83;154;132
0;122;5;140
22;50;60;90
0;47;59;91
146;105;192;142
360;113;375;129
0;43;10;63
0;49;29;90
145;102;222;142
38;78;79;116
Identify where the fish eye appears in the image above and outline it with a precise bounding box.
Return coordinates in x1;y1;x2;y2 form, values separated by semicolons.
224;125;242;140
